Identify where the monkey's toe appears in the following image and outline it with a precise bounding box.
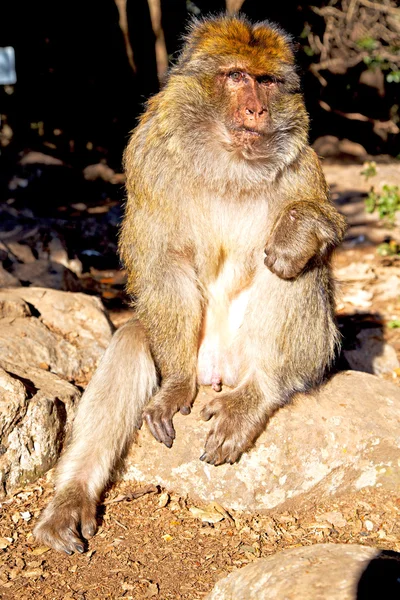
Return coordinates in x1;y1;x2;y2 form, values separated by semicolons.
201;430;244;466
34;488;97;554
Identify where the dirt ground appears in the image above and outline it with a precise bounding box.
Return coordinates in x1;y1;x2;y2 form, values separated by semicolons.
1;160;400;599
1;480;400;600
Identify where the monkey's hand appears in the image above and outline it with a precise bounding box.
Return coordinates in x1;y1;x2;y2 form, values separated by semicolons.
199;388;266;466
264;201;346;280
34;486;97;554
143;378;196;448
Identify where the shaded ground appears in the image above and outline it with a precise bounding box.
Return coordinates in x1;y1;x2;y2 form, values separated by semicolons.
1;159;400;598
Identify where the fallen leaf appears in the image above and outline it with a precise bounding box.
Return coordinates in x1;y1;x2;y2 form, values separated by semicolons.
316;511;347;528
0;537;11;549
189;502;232;524
22;568;43;578
30;546;50;556
162;534;173;542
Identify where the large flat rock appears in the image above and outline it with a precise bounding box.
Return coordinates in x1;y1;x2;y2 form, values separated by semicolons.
125;371;400;512
207;543;400;599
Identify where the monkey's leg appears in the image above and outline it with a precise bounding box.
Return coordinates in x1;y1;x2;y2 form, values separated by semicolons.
200;266;339;465
34;318;157;554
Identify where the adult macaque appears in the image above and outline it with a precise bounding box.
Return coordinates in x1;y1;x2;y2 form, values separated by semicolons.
34;15;346;554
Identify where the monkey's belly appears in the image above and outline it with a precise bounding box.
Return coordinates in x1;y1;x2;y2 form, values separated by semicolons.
197;288;250;388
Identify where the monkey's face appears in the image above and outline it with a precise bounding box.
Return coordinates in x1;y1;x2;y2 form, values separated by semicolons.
175;17;309;162
215;68;286;149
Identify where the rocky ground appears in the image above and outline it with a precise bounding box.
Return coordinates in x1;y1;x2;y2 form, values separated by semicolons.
1;158;400;598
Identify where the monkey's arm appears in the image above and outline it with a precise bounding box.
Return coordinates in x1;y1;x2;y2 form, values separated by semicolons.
264;200;346;279
120;207;202;448
138;263;202;448
264;150;346;280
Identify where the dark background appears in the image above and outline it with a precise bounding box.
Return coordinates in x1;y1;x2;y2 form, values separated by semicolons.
1;0;399;174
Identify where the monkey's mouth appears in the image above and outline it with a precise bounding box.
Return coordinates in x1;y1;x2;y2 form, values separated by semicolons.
228;127;263;145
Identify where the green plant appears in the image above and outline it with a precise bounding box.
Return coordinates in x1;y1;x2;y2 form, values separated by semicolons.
377;241;400;256
365;185;400;225
388;319;400;329
361;161;377;181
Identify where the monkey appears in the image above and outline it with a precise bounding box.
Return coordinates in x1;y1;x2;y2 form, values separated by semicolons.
34;15;346;554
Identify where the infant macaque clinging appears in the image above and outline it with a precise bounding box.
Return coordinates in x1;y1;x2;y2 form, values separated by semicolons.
34;15;346;554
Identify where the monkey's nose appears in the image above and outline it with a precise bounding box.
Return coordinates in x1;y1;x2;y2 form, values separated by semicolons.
242;106;267;130
245;107;266;117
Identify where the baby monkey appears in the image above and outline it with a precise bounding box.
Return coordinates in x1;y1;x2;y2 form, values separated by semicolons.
34;15;346;554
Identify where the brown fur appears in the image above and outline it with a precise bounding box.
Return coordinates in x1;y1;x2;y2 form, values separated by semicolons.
34;15;346;553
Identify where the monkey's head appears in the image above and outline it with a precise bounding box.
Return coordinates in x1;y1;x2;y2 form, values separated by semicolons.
169;16;308;166
136;16;310;188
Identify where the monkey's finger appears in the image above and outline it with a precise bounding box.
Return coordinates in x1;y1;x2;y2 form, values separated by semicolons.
144;413;162;443
161;416;176;440
153;418;174;448
58;525;85;555
200;404;217;421
180;405;191;415
81;505;98;540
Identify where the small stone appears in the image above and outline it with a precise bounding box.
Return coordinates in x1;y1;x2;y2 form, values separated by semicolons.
364;520;374;532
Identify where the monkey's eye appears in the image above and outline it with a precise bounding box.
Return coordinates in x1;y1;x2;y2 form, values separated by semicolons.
258;75;277;86
228;71;244;82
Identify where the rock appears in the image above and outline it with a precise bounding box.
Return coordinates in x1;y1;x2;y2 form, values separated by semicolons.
11;259;82;291
0;288;113;384
313;136;367;161
0;263;20;287
125;371;400;512
19;151;64;166
207;544;400;599
0;287;114;496
343;328;400;375
5;240;36;263
335;262;376;282
83;163;117;183
0;361;80;497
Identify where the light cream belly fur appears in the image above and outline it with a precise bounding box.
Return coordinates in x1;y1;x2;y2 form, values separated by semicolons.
197;260;251;389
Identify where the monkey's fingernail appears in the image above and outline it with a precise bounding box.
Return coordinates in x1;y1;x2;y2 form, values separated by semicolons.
180;406;191;415
163;438;173;449
199;453;207;461
84;525;96;538
145;415;162;443
64;549;73;556
75;543;85;553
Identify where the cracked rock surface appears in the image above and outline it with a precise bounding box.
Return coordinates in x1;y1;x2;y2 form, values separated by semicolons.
0;287;113;496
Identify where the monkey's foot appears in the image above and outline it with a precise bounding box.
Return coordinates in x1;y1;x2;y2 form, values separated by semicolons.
143;381;196;448
34;486;97;554
200;393;265;466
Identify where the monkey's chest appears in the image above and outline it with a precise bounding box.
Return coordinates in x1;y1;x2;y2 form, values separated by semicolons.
197;262;251;389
